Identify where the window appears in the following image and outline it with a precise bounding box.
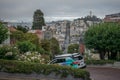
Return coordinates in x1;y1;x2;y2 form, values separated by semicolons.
73;56;83;60
56;58;65;63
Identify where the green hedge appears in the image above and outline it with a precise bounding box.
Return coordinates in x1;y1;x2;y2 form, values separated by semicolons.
86;60;114;65
0;59;90;80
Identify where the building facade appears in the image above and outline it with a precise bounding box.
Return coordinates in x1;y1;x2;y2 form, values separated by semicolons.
104;13;120;23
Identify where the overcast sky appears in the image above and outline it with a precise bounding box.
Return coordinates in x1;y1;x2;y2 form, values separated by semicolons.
0;0;120;22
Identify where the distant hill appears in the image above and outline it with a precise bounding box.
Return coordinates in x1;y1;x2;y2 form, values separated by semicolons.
8;22;32;29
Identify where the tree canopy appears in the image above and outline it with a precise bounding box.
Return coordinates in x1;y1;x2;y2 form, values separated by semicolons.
40;39;50;54
0;23;8;44
32;9;45;30
84;22;120;60
24;33;39;46
10;30;25;43
16;25;28;33
11;30;39;46
50;37;60;55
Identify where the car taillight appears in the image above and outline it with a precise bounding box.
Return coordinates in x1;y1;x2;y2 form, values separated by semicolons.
73;61;79;64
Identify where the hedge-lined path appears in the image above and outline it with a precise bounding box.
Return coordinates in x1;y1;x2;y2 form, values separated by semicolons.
86;67;120;80
0;72;83;80
0;72;62;80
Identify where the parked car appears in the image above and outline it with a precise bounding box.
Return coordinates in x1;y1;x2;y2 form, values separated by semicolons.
49;53;86;68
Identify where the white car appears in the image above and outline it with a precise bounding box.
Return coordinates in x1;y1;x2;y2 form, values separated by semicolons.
49;53;86;68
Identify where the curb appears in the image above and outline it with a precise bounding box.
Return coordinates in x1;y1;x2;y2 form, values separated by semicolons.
87;65;120;69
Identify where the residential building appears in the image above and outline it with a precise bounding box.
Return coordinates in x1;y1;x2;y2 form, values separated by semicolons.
104;13;120;23
46;20;69;49
45;16;101;53
70;19;88;44
44;30;53;40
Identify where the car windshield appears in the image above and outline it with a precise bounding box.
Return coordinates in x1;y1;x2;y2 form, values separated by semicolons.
66;57;74;62
73;56;83;60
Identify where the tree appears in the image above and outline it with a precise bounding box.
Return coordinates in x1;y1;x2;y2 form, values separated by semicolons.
16;25;28;33
0;23;8;44
10;30;25;43
11;31;39;46
17;41;36;53
84;22;120;60
40;39;50;54
68;44;79;53
24;33;39;47
32;9;45;30
50;38;60;55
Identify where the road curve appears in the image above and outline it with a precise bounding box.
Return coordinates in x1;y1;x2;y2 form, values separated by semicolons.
86;67;120;80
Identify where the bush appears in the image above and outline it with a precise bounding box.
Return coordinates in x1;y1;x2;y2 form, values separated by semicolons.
0;59;90;80
86;60;114;65
17;52;46;63
0;46;8;58
37;47;50;55
41;55;50;63
0;23;8;44
17;41;36;53
0;46;18;60
37;47;45;54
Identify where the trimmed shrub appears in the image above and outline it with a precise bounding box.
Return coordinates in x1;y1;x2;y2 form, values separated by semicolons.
86;60;114;65
0;46;8;58
37;47;50;55
0;59;90;80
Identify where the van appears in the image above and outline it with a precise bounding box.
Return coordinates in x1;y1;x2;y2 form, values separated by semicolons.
49;53;86;68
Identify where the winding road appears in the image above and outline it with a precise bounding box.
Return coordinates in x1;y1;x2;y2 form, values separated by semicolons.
86;67;120;80
0;67;120;80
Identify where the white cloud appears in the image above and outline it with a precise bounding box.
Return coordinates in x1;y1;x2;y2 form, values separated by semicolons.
0;0;119;22
45;16;80;22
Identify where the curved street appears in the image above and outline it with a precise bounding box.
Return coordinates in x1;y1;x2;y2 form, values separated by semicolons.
86;67;120;80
